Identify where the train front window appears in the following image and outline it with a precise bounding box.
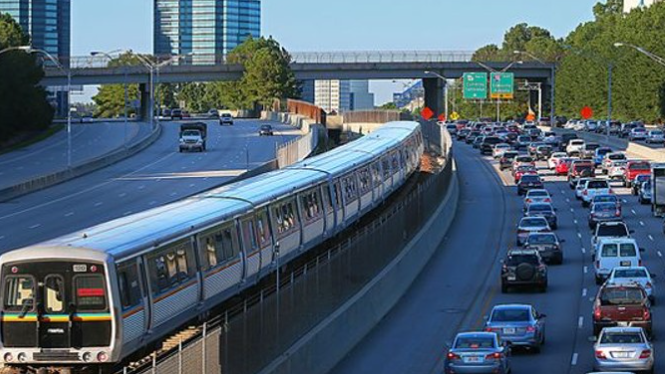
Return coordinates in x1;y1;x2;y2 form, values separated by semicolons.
3;276;35;311
44;275;64;313
74;275;107;311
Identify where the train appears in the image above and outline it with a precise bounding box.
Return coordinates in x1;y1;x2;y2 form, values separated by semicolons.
0;121;424;372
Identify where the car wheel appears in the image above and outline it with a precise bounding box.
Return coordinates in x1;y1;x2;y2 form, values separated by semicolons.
595;276;603;285
593;325;602;336
551;223;558;230
649;296;655;306
582;200;589;208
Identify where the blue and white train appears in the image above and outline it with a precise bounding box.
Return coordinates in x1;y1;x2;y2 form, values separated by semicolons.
0;121;424;371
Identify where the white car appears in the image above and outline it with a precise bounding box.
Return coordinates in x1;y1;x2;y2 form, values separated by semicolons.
575;178;591;200
523;189;552;210
601;152;626;174
607;266;655;303
594;238;642;284
581;179;613;207
607;160;628;180
645;130;664;144
629;127;647;141
492;143;512;158
548;152;568;169
567;139;585;156
586;121;598;132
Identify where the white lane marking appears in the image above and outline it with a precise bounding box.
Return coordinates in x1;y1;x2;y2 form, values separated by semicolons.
138;185;145;190
578;233;582;239
658;251;663;258
29;224;41;229
581;247;586;254
578;316;584;329
649;235;655;241
640;221;645;227
631;209;637;215
584;266;588;274
574;219;578;224
64;212;74;217
623;199;628;203
118;193;127;198
94;202;103;207
582;288;587;297
566;198;571;203
571;353;578;366
570;208;575;213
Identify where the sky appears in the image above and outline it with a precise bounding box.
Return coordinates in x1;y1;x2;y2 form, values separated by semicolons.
71;0;600;104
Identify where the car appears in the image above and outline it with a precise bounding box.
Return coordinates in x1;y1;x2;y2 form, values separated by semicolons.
171;108;183;120
594;147;613;166
632;174;651;195
608;160;628;180
527;142;546;157
220;112;234;125
592;221;633;248
499;151;520;171
623;160;651;187
480;136;503;155
548;152;568;169
592;327;654;374
645;129;664;144
524;232;564;264
259;124;274;136
586;121;599;132
574;178;591;200
525;203;558;230
485;304;546;352
592;283;652;336
555;157;576;175
516;216;551;246
523;189;552;210
602;152;627;174
500;132;518;144
566;139;585;156
445;124;458;136
473;136;485;149
628;127;648;141
515;135;532;150
593;237;642;284
457;128;470;140
516;174;543;196
591;194;622;211
512;155;535;170
207;109;219;118
80;115;93;123
444;332;511;374
589;202;622;229
568;160;595;188
492;143;512;159
534;145;553;161
638;181;652;205
581;179;613;207
581;143;601;159
608;266;655;304
559;132;579;151
466;131;481;144
513;165;537;184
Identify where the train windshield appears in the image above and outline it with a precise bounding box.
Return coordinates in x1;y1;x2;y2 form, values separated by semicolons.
0;261;111;349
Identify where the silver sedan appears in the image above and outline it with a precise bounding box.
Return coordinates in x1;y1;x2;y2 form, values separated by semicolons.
593;327;654;373
444;332;511;374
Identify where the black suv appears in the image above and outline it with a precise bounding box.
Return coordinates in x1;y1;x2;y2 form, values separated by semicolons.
517;174;544;196
524;232;564;264
480;136;502;155
501;249;548;293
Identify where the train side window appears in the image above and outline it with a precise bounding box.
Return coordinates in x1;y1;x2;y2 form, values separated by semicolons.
358;168;371;194
300;189;322;222
273;199;298;235
322;185;333;211
391;151;400;172
148;239;196;294
255;210;272;248
74;274;107;311
241;217;258;252
371;162;381;186
382;157;391;180
117;262;142;309
343;175;358;202
198;223;240;271
44;275;65;313
221;225;239;262
3;276;35;312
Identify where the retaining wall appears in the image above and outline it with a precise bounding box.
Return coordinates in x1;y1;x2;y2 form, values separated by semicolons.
550;128;665;162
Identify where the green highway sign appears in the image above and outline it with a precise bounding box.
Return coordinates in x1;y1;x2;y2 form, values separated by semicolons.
463;72;488;100
490;72;515;100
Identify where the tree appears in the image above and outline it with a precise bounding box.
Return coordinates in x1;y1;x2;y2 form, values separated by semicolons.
0;13;53;142
472;44;502;61
91;52;147;118
503;23;552;53
379;102;397;110
593;0;624;19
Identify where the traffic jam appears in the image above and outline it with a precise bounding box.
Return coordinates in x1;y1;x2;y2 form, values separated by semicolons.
444;120;664;374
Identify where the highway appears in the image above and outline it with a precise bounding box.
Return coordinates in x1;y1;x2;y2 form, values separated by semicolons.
0;121;151;189
0;119;299;252
333;137;665;374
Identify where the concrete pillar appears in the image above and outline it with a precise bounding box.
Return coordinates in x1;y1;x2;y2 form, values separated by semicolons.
423;78;444;117
139;83;150;121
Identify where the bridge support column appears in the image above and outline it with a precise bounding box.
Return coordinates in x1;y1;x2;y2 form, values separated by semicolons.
423;78;445;119
139;83;150;121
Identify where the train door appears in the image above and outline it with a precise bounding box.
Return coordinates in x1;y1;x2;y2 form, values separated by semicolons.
39;274;70;348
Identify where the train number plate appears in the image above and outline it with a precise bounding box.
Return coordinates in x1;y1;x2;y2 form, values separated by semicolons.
73;264;88;273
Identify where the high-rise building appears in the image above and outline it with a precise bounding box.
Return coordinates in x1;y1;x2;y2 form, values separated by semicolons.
0;0;71;115
314;80;350;114
349;80;375;110
624;0;663;12
154;0;261;63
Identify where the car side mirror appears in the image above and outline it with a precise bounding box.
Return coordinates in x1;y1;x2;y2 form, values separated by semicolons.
630;230;635;234
650;273;657;279
539;313;547;319
640;248;646;253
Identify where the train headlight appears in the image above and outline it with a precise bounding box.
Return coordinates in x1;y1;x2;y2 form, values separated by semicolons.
17;352;27;362
82;352;92;362
97;352;108;362
3;352;13;362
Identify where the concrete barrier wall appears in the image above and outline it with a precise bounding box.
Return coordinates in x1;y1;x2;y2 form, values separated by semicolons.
0;124;162;202
550;128;665;162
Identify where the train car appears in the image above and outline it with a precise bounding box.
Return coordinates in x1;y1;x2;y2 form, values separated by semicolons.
0;122;424;372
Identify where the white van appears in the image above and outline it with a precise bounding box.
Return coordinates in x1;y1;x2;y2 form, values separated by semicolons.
594;237;643;285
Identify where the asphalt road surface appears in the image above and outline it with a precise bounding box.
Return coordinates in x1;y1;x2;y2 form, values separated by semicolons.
0;121;151;189
333;138;665;374
0;119;299;252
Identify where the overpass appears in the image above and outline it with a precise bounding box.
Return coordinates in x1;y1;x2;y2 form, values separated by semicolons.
41;51;556;120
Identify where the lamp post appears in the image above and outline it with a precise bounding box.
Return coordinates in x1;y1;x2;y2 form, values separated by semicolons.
476;61;523;122
424;71;449;121
23;47;73;168
0;45;31;56
91;50;129;148
514;50;555;125
614;42;665;68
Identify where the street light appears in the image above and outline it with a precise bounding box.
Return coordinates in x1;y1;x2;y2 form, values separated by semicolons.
514;50;555;125
23;47;74;168
0;45;30;56
92;50;130;148
614;42;665;68
424;71;449;121
475;61;523;121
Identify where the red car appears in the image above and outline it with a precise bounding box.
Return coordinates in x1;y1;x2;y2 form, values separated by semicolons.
623;160;651;187
555;158;574;175
514;165;538;184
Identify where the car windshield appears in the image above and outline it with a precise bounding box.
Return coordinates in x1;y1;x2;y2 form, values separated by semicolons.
527;234;556;244
600;288;644;306
182;130;200;137
652;131;663;135
503;152;519;159
612;161;627;167
614;268;648;279
520;175;540;183
517;166;535;172
600;332;644;344
593;203;617;212
528;204;552;213
608;154;626;160
585;144;600;150
594;195;617;203
636;175;651;182
516;156;533;162
527;191;548;197
518;136;531;142
261;125;272;130
521;218;547;227
490;308;530;322
587;180;609;189
634;128;646;133
597;225;629;237
630;162;650;170
454;336;496;349
597;148;612;155
600;243;637;257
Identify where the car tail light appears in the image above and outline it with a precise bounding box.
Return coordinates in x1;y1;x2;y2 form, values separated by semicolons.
615;210;621;217
594;306;602;320
544;198;551;203
526;326;536;333
595;350;607;359
595;260;600;269
608;188;613;194
583;190;588;196
526;199;532;203
446;352;460;360
639;349;652;359
643;309;651;321
485;352;503;360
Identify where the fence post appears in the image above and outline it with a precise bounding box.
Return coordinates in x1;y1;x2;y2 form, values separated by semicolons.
178;338;183;374
152;352;156;374
202;322;207;374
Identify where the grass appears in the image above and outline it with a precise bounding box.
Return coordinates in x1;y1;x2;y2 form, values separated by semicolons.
0;124;65;156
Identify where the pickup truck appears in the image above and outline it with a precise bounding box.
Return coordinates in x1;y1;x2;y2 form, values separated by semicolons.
592;282;651;336
178;122;207;152
623;160;651;187
566;139;585;156
568;160;595;188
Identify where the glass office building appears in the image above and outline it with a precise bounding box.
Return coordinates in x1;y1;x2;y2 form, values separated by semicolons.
154;0;261;64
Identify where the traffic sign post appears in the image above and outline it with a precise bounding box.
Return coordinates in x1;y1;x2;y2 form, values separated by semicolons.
421;107;434;121
463;72;488;100
581;106;593;120
490;72;514;99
